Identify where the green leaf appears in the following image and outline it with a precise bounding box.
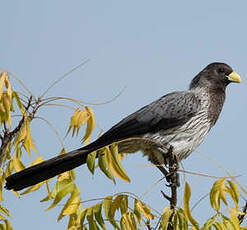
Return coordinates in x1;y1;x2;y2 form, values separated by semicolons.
133;199;142;226
93;203;106;230
98;150;115;183
160;206;173;230
86;151;97;174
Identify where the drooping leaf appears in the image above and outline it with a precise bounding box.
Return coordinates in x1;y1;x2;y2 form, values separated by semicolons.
183;182;199;229
45;182;76;210
98;149;115;183
133;199;142;226
135;200;154;220
12;157;25;172
93;203;106;230
227;180;240;210
58;186;80;221
229;209;241;230
86;151;97;174
107;144;130;182
82;106;95;143
210;178;227;212
160;206;173;230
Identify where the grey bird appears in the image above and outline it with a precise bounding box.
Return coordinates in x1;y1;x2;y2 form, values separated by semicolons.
5;62;241;191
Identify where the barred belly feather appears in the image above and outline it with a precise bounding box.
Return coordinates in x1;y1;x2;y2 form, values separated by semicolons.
118;88;211;164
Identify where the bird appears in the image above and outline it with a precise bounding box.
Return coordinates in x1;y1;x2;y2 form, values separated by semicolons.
5;62;241;191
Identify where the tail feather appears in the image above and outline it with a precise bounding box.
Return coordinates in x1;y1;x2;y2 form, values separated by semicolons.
5;148;90;191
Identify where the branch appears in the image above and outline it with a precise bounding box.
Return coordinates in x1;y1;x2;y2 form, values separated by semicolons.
238;200;247;224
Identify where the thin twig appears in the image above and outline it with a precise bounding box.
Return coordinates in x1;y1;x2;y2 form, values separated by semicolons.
40;59;90;99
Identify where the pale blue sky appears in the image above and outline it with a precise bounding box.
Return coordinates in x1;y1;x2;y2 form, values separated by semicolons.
1;0;247;229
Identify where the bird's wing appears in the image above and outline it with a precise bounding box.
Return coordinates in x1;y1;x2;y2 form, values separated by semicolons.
83;91;201;151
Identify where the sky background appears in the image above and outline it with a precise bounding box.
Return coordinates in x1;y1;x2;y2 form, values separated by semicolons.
1;0;247;229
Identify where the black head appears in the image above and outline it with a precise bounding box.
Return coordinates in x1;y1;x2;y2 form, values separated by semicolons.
190;62;241;90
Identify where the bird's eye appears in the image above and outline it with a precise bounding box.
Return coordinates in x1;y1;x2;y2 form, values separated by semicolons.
218;68;225;73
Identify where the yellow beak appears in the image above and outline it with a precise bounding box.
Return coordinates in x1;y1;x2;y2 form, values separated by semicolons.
228;72;242;83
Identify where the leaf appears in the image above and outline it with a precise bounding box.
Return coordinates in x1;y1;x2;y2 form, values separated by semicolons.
160;206;173;230
21;182;43;195
82;106;95;143
0;72;6;100
98;149;115;183
176;209;188;230
183;182;199;229
58;186;80;221
29;156;44;166
12;91;24;114
107;144;130;182
133;199;142;226
210;178;227;212
227;180;240;210
229;209;241;230
93;203;106;230
135;200;154;220
87;207;99;230
45;182;76;210
0;205;10;218
122;212;136;230
86;151;97;174
12;157;25;172
120;195;128;215
103;196;113;219
213;222;225;230
80;208;88;226
202;215;216;230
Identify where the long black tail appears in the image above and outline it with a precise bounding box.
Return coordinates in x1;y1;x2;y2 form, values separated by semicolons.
5;148;91;191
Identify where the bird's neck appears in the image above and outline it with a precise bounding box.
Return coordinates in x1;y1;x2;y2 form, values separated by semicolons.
207;87;226;127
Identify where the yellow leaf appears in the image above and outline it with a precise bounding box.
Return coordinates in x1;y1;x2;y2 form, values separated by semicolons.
80;208;87;226
87;207;98;230
82;106;95;143
45;182;75;211
93;203;106;230
29;157;44;167
66;108;81;137
107;144;130;182
210;178;227;212
2;95;11;127
176;209;189;230
160;206;173;229
229;209;241;230
13;91;24;114
136;200;154;220
20;182;43;195
13;157;25;172
122;213;135;230
133;199;142;226
58;186;80;220
227;180;240;210
4;77;12;101
183;182;199;229
120;195;128;215
0;72;6;100
0;205;10;218
103;196;113;219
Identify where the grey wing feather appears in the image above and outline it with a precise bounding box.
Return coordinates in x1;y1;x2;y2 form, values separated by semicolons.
82;91;201;151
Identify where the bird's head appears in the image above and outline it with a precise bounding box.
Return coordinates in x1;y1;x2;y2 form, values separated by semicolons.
189;62;241;90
